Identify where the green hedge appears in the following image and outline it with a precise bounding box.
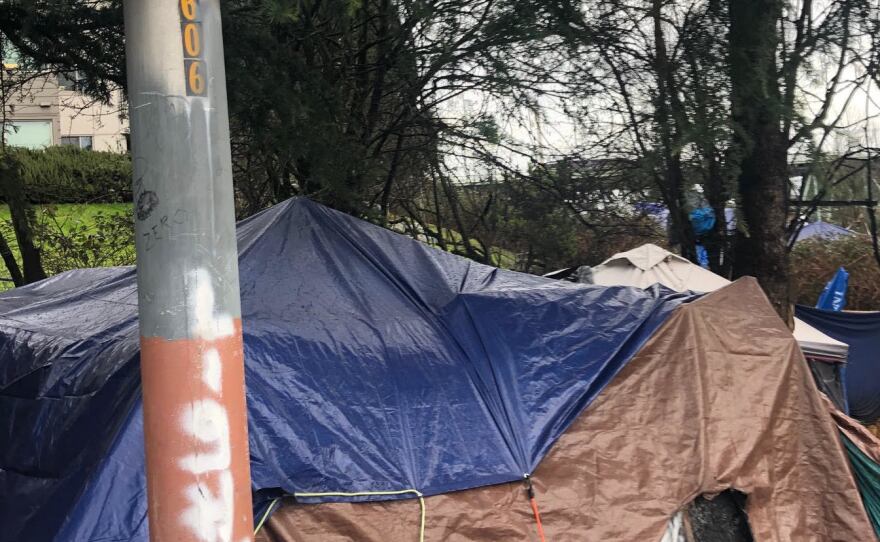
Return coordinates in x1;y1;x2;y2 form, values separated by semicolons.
7;146;132;204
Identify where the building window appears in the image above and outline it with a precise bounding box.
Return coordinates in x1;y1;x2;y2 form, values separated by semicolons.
60;135;93;150
4;120;53;149
2;47;22;70
57;71;84;91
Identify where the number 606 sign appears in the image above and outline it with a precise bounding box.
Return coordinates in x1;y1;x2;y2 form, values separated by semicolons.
179;0;207;96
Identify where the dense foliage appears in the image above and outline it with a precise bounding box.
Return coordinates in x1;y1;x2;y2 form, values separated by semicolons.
0;0;879;316
0;147;131;285
792;236;880;311
0;203;134;287
8;146;131;203
34;206;134;274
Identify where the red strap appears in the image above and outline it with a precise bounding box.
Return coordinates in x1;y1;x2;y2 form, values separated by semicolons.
530;495;547;542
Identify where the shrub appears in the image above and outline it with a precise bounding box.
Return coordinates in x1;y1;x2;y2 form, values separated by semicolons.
7;146;132;204
791;236;880;311
0;204;135;286
32;205;135;275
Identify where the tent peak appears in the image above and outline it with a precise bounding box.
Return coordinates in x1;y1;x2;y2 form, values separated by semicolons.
600;243;688;272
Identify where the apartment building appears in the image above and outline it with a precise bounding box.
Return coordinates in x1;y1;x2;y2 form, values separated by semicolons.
2;63;128;152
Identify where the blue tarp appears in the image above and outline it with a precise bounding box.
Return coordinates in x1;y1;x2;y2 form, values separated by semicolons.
0;198;692;541
796;305;880;423
690;208;714;269
636;203;736;233
817;267;850;311
689;207;716;236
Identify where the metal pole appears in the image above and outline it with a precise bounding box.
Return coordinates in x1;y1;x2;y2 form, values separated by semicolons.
123;1;254;540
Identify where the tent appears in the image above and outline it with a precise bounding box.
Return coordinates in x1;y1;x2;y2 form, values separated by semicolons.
796;306;880;423
587;244;851;410
590;245;849;359
0;200;873;541
255;279;873;541
794;220;855;243
829;397;880;538
591;243;731;293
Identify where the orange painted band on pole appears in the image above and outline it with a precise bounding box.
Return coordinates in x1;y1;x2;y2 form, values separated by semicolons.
140;321;253;542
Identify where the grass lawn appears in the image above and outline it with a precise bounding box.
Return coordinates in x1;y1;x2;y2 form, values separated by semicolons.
0;203;133;290
0;203;131;233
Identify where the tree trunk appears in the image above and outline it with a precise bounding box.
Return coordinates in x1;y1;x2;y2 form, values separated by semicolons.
0;229;23;286
729;0;791;324
0;154;45;284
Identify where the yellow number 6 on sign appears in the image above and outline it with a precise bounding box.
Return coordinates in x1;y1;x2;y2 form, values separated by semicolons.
185;60;206;96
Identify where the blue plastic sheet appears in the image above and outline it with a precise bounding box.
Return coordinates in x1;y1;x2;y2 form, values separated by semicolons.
0;198;692;541
817;267;849;311
796;305;880;423
637;203;736;233
695;244;709;268
689;207;716;236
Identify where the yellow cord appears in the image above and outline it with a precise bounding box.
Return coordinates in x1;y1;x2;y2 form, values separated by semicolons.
252;489;426;542
253;497;280;536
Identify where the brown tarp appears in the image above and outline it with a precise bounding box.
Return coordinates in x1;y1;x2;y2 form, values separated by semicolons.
256;278;875;541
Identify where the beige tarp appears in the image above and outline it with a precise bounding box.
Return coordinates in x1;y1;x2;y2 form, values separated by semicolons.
592;243;849;361
256;279;874;541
